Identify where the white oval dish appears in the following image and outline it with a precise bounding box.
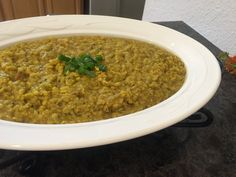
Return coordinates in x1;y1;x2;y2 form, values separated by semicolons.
0;15;221;151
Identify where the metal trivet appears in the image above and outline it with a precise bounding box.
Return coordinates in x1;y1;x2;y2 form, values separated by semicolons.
174;107;213;127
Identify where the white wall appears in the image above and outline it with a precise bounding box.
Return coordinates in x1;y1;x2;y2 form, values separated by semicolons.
143;0;236;55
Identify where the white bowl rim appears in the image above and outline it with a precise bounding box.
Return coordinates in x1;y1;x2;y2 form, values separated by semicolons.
0;15;221;151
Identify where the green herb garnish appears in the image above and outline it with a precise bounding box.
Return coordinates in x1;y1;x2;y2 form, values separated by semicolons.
57;54;107;77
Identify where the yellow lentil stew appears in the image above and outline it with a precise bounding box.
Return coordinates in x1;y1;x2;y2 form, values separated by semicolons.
0;36;186;124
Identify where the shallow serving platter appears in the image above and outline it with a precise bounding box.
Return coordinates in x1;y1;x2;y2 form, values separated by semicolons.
0;15;221;151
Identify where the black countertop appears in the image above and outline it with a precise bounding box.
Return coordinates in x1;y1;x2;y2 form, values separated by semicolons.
0;21;235;177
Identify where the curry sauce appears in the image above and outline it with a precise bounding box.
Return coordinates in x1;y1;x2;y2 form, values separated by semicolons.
0;36;186;124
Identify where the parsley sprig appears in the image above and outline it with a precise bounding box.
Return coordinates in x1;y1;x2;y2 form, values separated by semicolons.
58;54;107;77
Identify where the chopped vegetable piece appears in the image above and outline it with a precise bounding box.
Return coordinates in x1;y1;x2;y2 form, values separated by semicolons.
83;57;94;63
58;54;70;62
95;55;103;62
218;52;229;61
76;66;83;73
85;62;95;70
98;64;107;72
219;52;236;75
85;70;96;77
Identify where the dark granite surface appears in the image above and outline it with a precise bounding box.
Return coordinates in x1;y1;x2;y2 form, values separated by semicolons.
0;22;235;177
